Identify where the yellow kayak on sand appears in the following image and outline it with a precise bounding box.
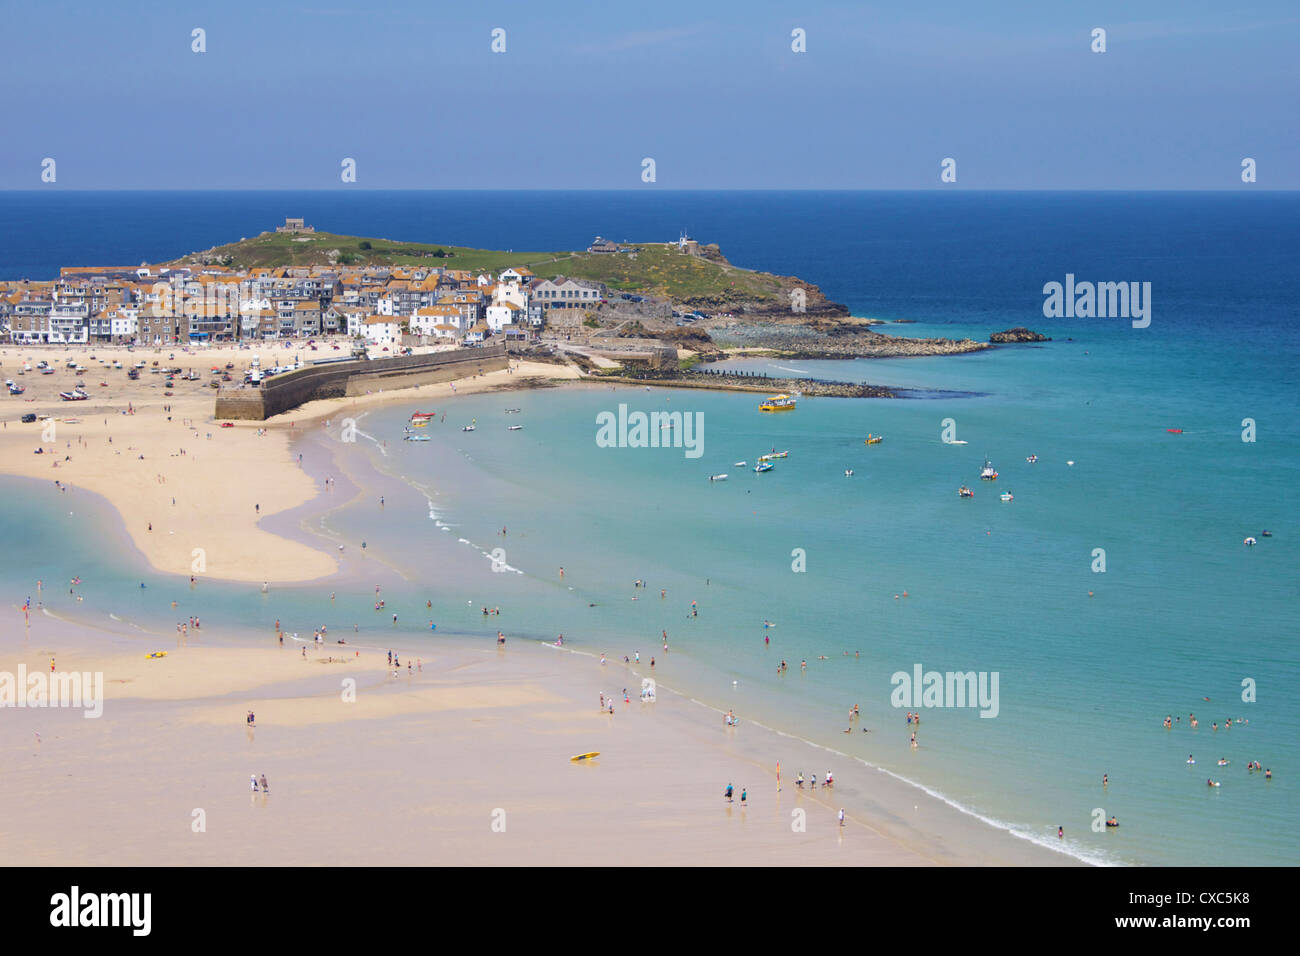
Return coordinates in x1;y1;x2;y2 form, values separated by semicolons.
570;752;600;761
146;651;168;660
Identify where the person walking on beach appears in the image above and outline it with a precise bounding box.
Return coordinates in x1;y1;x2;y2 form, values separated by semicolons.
250;774;259;792
839;808;845;827
725;782;734;803
260;773;269;793
740;787;747;805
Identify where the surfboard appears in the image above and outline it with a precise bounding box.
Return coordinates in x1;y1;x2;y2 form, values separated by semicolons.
570;751;600;761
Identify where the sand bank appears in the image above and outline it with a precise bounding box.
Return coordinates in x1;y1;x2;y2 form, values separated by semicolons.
0;342;578;584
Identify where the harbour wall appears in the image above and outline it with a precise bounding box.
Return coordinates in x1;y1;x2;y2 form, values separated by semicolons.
215;345;508;420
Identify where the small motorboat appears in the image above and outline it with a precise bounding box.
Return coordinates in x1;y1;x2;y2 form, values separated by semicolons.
958;485;974;498
504;408;521;414
507;425;523;431
865;434;883;445
844;469;854;477
1000;492;1014;502
59;388;89;401
980;459;998;480
734;461;747;467
1261;530;1273;537
709;474;728;481
1066;460;1075;466
6;381;24;396
1167;428;1183;434
404;435;430;442
754;461;773;473
410;411;435;421
1025;455;1038;463
1244;537;1257;546
462;424;476;432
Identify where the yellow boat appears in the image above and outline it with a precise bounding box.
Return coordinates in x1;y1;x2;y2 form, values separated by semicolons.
865;434;884;444
570;751;600;761
759;394;796;412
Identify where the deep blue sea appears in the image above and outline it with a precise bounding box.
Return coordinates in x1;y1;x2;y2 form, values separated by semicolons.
2;191;1297;865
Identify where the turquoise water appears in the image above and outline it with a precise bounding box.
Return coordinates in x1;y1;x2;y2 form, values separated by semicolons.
3;191;1297;865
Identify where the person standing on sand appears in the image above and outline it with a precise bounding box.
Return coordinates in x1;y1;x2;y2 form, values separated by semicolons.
251;774;258;792
260;774;269;793
839;808;845;827
740;787;747;805
725;783;734;802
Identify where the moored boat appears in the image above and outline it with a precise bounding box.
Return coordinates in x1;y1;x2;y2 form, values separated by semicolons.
1000;492;1014;501
753;461;773;473
958;485;974;497
980;458;999;480
709;473;728;481
865;434;884;445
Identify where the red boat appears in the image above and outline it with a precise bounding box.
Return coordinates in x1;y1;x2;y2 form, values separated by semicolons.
1167;428;1183;434
410;411;435;420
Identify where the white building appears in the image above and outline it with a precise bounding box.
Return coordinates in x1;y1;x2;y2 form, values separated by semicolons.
362;315;401;345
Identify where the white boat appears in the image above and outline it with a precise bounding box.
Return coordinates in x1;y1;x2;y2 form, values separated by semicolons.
734;461;747;467
945;439;969;445
507;425;523;431
1000;492;1014;501
462;425;476;432
709;474;728;481
404;435;430;442
754;461;773;473
980;459;999;480
844;469;854;477
1025;455;1038;463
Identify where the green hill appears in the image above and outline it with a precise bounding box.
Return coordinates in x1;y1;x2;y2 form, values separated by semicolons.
166;231;811;308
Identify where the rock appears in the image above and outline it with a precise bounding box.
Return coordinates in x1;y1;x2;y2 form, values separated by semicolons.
990;327;1050;343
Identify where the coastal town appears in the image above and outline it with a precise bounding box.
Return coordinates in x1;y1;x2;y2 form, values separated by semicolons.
1;219;612;349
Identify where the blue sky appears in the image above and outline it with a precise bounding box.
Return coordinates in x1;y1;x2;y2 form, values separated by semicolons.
1;0;1296;189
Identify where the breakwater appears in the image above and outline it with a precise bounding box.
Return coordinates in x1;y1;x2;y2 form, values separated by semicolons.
215;345;508;420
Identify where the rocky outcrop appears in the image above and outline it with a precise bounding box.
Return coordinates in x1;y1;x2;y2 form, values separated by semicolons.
990;327;1050;343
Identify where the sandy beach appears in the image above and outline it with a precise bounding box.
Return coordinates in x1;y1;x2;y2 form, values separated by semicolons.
0;615;1073;866
0;341;578;583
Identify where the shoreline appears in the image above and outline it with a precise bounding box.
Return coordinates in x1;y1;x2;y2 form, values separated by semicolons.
0;608;1080;866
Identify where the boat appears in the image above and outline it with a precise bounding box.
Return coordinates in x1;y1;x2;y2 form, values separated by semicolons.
403;435;430;442
754;461;773;473
980;459;999;480
1025;455;1038;463
709;474;728;481
734;461;747;467
865;434;884;445
410;419;428;428
6;381;24;396
507;425;523;431
945;439;969;445
758;451;789;462
1167;428;1183;434
1261;530;1273;538
570;752;600;761
1244;537;1257;546
145;651;168;660
958;485;974;497
759;393;796;412
504;408;521;414
410;411;435;421
127;368;139;380
58;388;89;401
462;425;476;432
40;367;55;375
1000;492;1014;501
